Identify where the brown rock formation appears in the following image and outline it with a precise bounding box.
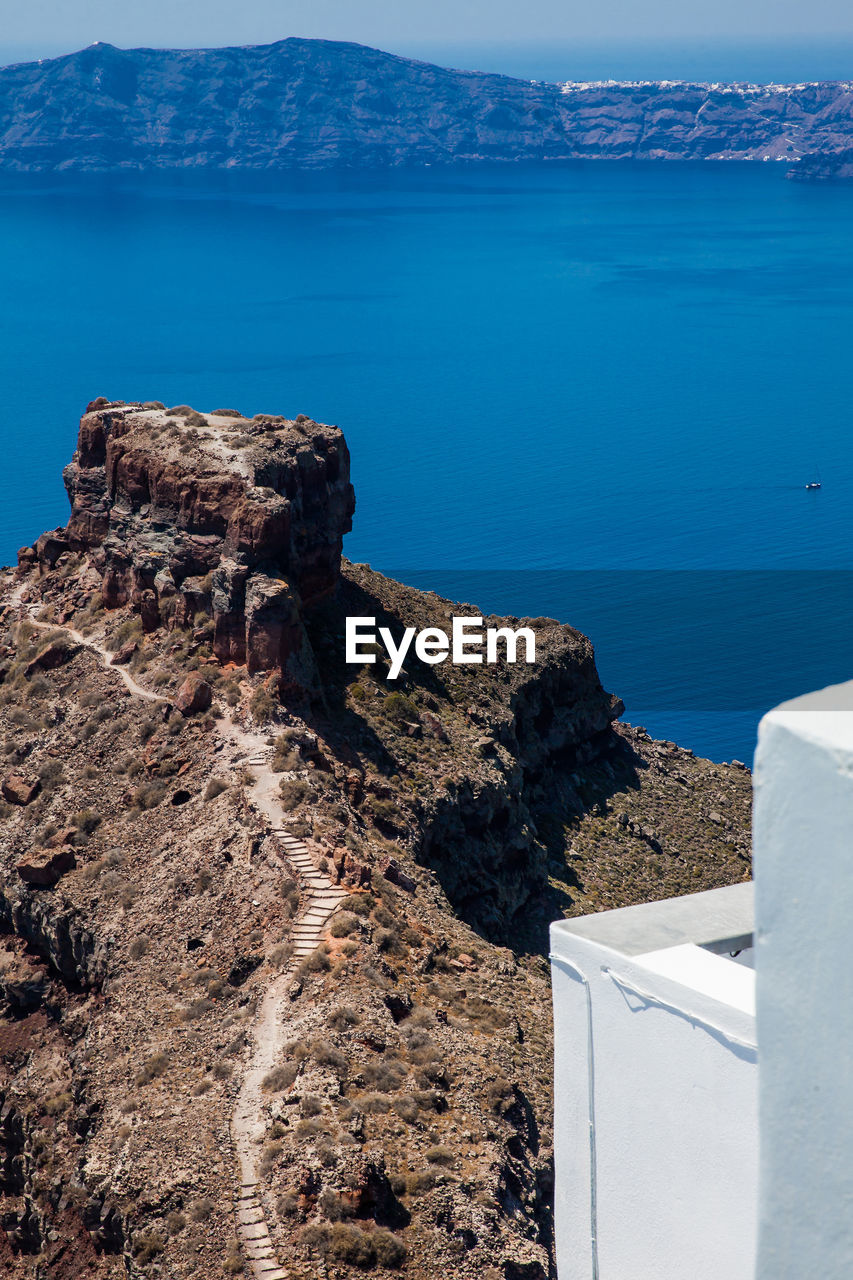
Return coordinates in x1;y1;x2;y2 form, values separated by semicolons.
23;400;355;686
1;774;40;806
16;847;76;888
174;673;212;716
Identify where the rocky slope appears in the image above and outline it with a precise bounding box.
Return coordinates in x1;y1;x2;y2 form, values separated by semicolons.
0;38;852;170
789;145;853;179
0;400;751;1278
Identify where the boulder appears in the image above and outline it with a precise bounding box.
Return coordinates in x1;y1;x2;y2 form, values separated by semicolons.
110;640;137;666
16;546;36;576
333;849;372;889
379;856;416;894
174;673;212;716
16;847;76;887
2;774;41;806
24;640;76;676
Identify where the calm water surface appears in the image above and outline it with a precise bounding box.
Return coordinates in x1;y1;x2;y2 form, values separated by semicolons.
2;163;851;760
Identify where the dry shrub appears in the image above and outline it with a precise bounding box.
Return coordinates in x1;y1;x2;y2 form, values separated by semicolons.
224;1238;243;1274
318;1188;352;1221
132;780;166;811
361;1093;390;1114
330;913;359;939
375;927;405;956
391;1095;419;1123
262;1063;298;1093
361;1058;407;1093
295;1117;325;1139
297;945;331;977
312;1223;406;1269
311;1038;348;1074
328;1005;361;1031
133;1229;166;1263
250;685;277;724
261;1140;284;1172
425;1144;454;1166
128;936;150;961
204;776;229;801
277;1191;300;1218
280;778;308;810
135;1051;170;1086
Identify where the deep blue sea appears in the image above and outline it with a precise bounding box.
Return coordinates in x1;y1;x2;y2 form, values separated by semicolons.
2;162;853;763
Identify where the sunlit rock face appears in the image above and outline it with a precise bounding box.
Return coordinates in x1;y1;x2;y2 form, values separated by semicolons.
28;398;354;683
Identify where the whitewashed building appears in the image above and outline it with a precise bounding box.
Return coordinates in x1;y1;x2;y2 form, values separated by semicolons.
551;678;853;1279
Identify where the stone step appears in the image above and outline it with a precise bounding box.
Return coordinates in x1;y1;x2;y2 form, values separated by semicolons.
245;1239;274;1255
243;1225;270;1241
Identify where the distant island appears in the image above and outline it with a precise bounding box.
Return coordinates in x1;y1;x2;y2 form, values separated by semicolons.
1;37;853;173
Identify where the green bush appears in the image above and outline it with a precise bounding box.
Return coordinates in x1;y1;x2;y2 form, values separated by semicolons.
250;686;277;723
383;692;418;725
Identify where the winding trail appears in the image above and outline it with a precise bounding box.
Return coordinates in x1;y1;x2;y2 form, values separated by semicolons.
11;590;347;1279
220;722;347;1279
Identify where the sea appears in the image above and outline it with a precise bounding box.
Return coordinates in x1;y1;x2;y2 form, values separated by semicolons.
2;159;853;763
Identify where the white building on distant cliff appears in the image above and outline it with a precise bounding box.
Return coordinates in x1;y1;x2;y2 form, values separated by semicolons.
550;678;853;1280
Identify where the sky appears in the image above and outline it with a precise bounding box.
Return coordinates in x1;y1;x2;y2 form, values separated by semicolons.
3;0;853;81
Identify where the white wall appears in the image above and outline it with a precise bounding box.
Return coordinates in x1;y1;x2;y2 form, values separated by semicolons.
754;681;853;1280
551;930;757;1280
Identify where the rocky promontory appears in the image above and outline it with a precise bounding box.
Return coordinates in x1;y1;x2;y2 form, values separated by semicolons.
21;399;355;688
0;399;751;1279
1;38;853;171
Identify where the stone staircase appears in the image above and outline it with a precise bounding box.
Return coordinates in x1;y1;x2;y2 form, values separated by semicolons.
233;747;348;1278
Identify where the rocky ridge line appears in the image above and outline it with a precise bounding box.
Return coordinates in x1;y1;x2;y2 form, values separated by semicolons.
10;581;349;1278
0;38;852;171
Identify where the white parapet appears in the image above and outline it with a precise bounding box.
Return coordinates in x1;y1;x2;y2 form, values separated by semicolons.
550;881;757;1280
754;680;853;1280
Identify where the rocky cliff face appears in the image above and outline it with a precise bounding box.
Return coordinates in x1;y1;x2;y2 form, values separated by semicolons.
0;400;752;1279
21;399;354;686
0;38;853;170
789;145;853;179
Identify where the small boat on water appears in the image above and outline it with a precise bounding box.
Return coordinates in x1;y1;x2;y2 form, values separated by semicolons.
805;481;822;490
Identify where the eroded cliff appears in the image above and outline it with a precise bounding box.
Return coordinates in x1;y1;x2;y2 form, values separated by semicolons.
0;400;751;1279
22;399;354;688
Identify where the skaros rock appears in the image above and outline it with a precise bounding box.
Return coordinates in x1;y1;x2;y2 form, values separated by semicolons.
346;616;536;680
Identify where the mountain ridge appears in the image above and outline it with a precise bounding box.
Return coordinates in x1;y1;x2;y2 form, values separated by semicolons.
0;36;852;171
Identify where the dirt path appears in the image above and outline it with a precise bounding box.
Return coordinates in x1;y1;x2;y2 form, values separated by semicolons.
12;592;346;1279
220;722;347;1279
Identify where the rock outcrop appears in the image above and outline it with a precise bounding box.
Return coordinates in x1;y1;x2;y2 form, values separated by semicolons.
22;399;354;685
0;38;852;171
0;395;753;1280
790;145;853;180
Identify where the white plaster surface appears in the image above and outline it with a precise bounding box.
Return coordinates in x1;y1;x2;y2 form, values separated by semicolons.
755;679;853;1280
551;905;757;1280
639;942;755;1014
